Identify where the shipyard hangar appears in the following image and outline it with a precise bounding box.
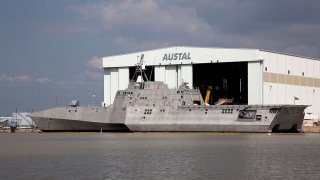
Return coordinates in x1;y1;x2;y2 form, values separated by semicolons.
103;46;320;120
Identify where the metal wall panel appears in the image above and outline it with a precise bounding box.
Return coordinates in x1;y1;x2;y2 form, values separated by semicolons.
155;65;192;89
180;65;193;89
248;61;262;104
299;58;307;77
261;51;270;72
285;56;293;76
177;66;182;87
300;86;308;105
307;59;314;77
269;83;278;104
278;74;285;84
269;53;278;73
155;66;165;83
277;84;286;104
277;54;286;74
165;65;178;89
103;68;111;106
110;68;119;105
286;75;293;85
292;57;300;76
314;88;320;120
118;68;129;90
315;61;320;78
263;72;270;82
213;49;259;63
306;88;314;116
263;82;271;104
285;84;294;105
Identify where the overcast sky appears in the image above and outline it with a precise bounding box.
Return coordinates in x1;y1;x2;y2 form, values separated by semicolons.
0;0;320;115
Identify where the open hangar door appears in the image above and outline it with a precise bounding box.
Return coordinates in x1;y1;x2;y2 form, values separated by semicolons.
193;62;248;105
129;66;155;81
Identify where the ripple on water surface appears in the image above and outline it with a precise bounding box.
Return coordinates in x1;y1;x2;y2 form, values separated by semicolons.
0;133;319;179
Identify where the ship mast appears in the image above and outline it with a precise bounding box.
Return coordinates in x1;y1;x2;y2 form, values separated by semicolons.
131;54;149;82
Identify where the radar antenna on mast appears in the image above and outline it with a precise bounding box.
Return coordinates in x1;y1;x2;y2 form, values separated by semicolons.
131;54;149;82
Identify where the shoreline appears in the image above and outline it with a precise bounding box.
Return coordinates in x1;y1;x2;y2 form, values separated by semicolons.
0;128;42;133
1;126;320;133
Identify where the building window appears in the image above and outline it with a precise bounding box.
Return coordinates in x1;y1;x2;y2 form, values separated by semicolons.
288;70;290;74
265;67;268;71
302;72;304;76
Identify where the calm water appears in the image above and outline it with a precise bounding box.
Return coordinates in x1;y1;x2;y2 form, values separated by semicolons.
0;133;319;180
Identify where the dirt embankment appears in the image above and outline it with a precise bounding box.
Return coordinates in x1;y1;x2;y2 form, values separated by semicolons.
0;128;42;133
302;126;320;133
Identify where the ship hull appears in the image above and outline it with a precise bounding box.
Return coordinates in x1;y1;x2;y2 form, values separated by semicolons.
30;105;306;133
31;117;130;132
125;105;305;133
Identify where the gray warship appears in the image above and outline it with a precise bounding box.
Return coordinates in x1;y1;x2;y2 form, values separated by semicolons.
30;55;307;133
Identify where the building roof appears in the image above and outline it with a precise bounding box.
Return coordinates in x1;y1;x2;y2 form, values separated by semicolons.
103;46;319;68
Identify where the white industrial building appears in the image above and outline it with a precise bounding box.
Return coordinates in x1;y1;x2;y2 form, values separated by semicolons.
0;112;35;128
103;46;320;120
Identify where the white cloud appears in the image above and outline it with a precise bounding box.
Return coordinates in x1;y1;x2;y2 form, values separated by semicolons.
0;74;33;83
0;74;13;82
36;78;53;84
69;0;216;39
0;74;65;85
87;56;102;69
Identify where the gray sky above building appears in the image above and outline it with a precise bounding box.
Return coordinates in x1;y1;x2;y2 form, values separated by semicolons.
0;0;319;115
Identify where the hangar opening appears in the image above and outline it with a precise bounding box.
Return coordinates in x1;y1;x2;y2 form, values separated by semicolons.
129;66;155;81
193;62;248;105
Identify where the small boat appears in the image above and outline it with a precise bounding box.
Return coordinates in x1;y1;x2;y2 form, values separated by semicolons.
10;121;17;133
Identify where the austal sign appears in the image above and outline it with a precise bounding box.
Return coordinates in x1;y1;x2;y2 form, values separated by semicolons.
162;52;191;61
